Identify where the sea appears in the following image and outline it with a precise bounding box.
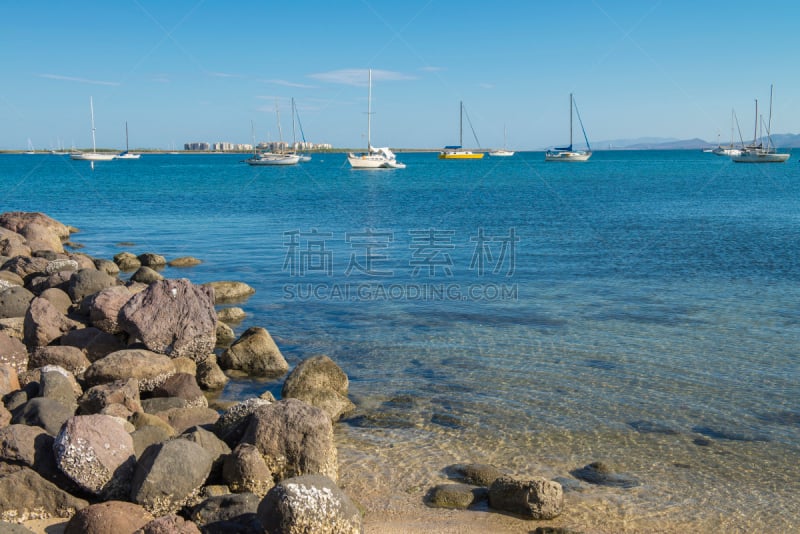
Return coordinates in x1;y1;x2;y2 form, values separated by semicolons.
2;150;799;532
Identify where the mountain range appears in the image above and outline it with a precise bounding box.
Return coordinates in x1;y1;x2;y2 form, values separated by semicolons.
591;134;800;150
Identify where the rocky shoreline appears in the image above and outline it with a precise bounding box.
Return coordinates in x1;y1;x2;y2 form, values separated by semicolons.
0;211;625;533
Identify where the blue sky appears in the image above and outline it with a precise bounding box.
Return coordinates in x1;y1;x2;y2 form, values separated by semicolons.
2;0;800;151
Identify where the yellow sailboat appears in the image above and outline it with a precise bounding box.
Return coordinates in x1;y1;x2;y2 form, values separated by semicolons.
439;101;484;159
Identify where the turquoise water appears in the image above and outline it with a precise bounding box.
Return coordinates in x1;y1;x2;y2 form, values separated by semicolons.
3;151;799;531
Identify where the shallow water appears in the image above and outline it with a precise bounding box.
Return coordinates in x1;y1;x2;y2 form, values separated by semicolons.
3;151;799;532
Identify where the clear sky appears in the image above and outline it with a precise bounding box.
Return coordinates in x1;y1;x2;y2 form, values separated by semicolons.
2;0;800;151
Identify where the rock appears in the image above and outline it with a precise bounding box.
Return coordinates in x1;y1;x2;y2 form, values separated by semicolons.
155;406;219;434
241;398;337;482
0;406;10;428
83;349;176;391
137;253;167;268
219;327;287;378
425;483;487;509
0;228;31;258
179;426;231;481
142;397;187;414
0;363;21;397
113;252;141;271
23;297;82;350
171;356;197;375
0;270;24;288
86;286;132;335
118;279;217;361
168;256;202;268
0;467;88;522
130;438;214;516
0;333;27;377
151;373;207;408
53;414;136;499
1;256;48;279
0;520;35;532
0;317;25;342
215;321;235;347
281;355;355;421
189;492;260;527
59;327;126;363
570;461;641;488
63;501;154;534
39;287;73;315
19;223;64;254
45;259;79;275
134;513;202;534
222;443;273;496
488;475;564;520
78;378;142;415
204;281;255;303
67;269;118;304
129;267;164;284
445;463;506;487
0;424;61;482
12;397;75;436
38;367;81;407
214;398;272;446
93;258;120;276
0;212;71;240
130;425;175;459
257;474;361;534
196;354;228;391
30;346;91;376
216;307;246;324
0;286;35;319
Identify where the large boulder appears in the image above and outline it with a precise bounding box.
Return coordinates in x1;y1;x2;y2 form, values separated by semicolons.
64;501;154;534
83;349;176;391
38;367;81;407
1;256;48;279
189;492;260;529
11;397;75;436
151;373;207;408
53;414;136;499
0;212;71;240
78;378;142;415
19;224;64;254
0;467;88;522
219;327;288;377
214;397;273;447
30;346;91;376
0;286;35;319
241;398;337;483
223;443;274;497
86;285;132;335
282;355;355;421
39;287;73;315
23;297;82;350
119;279;216;361
257;474;362;534
130;438;214;516
0;424;60;481
488;475;564;520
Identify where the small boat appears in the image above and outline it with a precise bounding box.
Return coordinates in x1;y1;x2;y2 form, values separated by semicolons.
291;98;312;163
116;122;141;159
711;110;742;156
347;69;405;169
71;97;116;161
732;86;790;163
24;139;35;154
439;101;484;159
489;125;514;156
246;101;300;166
545;93;592;162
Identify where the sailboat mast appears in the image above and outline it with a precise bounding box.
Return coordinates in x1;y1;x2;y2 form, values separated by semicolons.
569;93;574;149
459;101;463;147
367;69;372;151
752;99;758;146
291;98;297;151
90;96;97;152
125;121;130;151
767;84;774;150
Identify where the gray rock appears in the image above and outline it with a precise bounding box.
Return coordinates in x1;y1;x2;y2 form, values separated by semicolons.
59;326;126;363
0;424;61;482
155;406;219;434
63;501;154;534
189;492;260;527
445;463;506;487
215;321;235;347
222;443;274;497
45;259;79;275
488;475;564;520
39;287;73;315
38;368;81;407
179;426;231;481
113;252;141;271
141;396;187;414
281;355;355;421
26;270;72;296
119;279;217;361
0;467;88;522
1;256;48;279
214;397;272;446
93;258;120;276
12;397;75;436
130;438;214;516
196;354;228;391
130;425;175;459
151;373;207;408
0;286;35;319
130;266;164;284
241;398;337;482
78;378;142;415
30;346;91;376
83;349;176;391
67;268;118;303
53;414;136;499
137;253;167;268
257;474;361;534
219;327;288;378
425;483;487;509
570;461;641;488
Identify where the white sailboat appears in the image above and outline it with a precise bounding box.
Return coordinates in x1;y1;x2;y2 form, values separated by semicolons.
116;122;141;159
24;139;35;154
731;85;790;163
711;109;742;156
489;125;514;156
71;97;116;161
545;93;592;162
291;98;311;162
347;69;405;169
246;101;301;166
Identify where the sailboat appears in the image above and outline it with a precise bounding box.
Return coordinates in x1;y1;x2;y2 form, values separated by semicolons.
731;85;790;163
246;101;300;166
116;122;141;159
439;101;484;159
545;93;592;162
347;69;405;169
711;109;742;156
24;139;35;154
291;98;311;162
70;97;116;161
489;125;514;156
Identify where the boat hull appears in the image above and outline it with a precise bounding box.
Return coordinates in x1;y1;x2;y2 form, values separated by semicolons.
545;151;591;162
731;152;790;163
489;150;514;157
439;151;484;159
246;153;301;166
70;152;117;161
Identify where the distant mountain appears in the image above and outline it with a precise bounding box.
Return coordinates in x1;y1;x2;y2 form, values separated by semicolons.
591;133;800;150
768;133;800;148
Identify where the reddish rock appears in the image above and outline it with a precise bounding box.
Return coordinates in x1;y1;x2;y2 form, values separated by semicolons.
0;333;27;379
64;500;154;534
23;297;82;350
87;285;133;334
0;212;71;240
